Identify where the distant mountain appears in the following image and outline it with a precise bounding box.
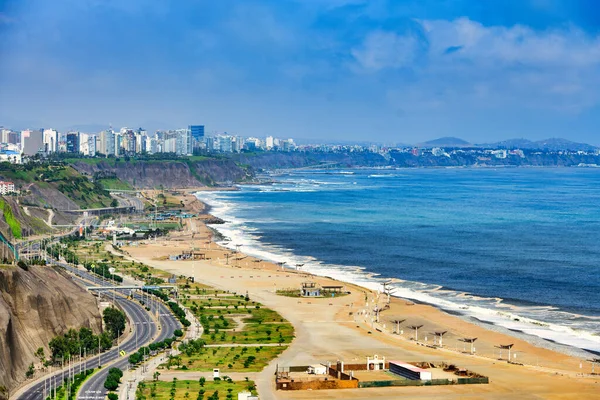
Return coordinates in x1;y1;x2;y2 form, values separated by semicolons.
419;137;473;148
481;138;597;152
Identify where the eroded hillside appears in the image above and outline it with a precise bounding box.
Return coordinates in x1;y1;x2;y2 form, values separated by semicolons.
0;265;102;392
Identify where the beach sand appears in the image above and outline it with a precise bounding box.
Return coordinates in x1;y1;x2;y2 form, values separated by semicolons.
121;193;600;399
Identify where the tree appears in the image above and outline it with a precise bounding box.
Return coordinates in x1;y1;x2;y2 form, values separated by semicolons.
103;307;126;339
104;376;119;391
108;367;123;379
110;199;118;208
25;363;35;379
107;393;118;400
129;353;142;365
96;332;110;352
34;347;45;365
153;371;160;381
199;377;206;387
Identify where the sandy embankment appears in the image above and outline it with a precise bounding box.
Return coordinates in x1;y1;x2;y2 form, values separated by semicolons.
121;192;600;400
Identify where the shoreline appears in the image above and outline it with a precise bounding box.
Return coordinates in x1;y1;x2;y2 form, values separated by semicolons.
193;187;600;362
120;189;600;398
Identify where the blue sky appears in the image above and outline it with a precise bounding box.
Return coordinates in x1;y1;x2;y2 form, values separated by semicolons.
2;0;600;144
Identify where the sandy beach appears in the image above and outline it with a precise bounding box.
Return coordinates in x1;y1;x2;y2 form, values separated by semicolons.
121;192;600;399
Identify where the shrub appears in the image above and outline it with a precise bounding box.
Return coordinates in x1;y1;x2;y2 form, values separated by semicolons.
108;367;123;379
104;376;119;391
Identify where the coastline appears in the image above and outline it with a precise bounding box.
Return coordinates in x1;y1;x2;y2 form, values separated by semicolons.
120;189;600;399
195;187;600;361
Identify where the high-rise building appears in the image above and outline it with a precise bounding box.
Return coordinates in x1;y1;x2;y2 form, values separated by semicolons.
43;129;59;153
98;129;115;156
66;132;80;153
79;133;96;156
189;125;205;141
121;129;137;154
21;129;44;156
265;136;274;150
217;135;233;152
1;129;11;144
175;129;192;155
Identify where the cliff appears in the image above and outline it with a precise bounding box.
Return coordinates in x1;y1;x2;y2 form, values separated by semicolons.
0;265;102;392
71;158;253;188
0;197;52;246
233;151;391;170
233;150;600;169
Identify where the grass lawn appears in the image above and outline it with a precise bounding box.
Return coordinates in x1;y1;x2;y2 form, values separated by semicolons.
167;345;288;372
276;289;349;298
97;177;133;190
138;379;257;400
124;221;181;231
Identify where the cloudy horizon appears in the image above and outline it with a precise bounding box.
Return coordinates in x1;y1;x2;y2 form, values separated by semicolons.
2;0;600;144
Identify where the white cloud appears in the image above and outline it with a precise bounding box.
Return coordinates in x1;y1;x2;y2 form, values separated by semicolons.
351;30;420;72
351;17;600;113
424;17;600;68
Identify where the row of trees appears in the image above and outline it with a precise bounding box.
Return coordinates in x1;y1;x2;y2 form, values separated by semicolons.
83;261;124;283
47;307;125;362
48;327;112;363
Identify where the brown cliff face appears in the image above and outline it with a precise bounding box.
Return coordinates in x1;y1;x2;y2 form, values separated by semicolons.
0;265;102;392
72;159;253;188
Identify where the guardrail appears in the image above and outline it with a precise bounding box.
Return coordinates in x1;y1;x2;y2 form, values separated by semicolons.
0;230;18;260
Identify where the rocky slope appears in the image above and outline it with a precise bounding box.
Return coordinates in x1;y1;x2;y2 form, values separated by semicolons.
71;159;253;188
0;265;102;392
233;151;390;170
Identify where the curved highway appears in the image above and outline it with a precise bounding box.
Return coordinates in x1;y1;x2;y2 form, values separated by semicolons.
61;263;181;400
16;261;180;400
79;299;179;400
16;291;152;400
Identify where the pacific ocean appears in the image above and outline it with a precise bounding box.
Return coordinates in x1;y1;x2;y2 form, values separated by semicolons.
197;167;600;355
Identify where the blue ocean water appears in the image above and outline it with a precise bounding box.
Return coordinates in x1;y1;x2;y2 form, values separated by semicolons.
197;168;600;354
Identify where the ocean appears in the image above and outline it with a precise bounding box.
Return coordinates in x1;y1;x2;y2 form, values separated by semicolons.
196;167;600;356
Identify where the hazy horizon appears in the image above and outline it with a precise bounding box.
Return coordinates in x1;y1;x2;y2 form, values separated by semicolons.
2;1;600;144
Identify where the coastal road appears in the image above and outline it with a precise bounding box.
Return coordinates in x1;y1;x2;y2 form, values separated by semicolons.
70;265;180;400
110;192;144;213
78;290;180;400
15;290;152;400
15;261;179;400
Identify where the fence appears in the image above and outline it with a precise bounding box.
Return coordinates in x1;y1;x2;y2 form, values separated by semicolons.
359;377;488;388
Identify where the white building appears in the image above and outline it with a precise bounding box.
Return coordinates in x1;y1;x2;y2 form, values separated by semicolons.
98;129;116;156
0;150;21;164
0;181;16;195
175;128;192;155
244;137;262;151
492;149;507;159
265;136;274;150
1;129;11;144
43;129;59;153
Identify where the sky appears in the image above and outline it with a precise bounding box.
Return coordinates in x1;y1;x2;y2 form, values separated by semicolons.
2;0;600;144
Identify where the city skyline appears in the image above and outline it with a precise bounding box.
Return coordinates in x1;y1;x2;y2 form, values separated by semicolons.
2;1;600;144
